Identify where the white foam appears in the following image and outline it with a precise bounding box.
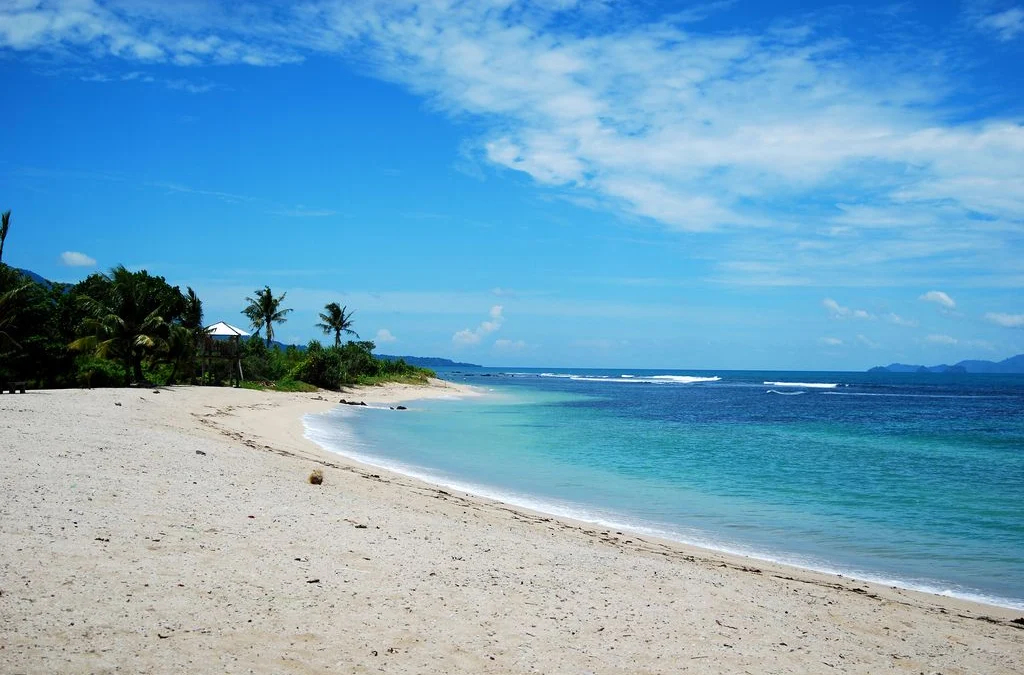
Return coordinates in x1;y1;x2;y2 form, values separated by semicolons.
567;374;721;385
764;381;838;389
650;375;721;384
766;389;807;396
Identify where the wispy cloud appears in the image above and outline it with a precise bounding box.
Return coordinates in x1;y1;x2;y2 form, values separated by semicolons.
0;1;300;65
148;180;257;205
823;298;873;320
970;4;1024;41
146;180;336;217
820;337;843;346
926;333;958;345
856;334;882;349
60;251;96;267
919;290;956;309
885;312;918;327
494;338;527;351
4;1;1023;288
268;207;340;218
985;311;1024;327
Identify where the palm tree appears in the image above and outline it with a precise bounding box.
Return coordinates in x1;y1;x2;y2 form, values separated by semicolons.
177;287;204;383
0;210;10;264
0;282;28;351
242;286;292;346
181;286;203;332
70;266;173;386
316;302;359;348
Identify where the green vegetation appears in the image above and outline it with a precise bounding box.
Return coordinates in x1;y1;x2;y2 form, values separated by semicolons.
0;210;10;264
243;286;292;346
316;302;358;348
0;247;434;390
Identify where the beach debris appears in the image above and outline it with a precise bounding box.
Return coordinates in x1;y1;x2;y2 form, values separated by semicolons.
1012;617;1024;626
152;390;160;394
195;450;206;456
114;402;122;406
94;537;109;542
396;405;407;410
309;468;324;485
306;578;320;584
354;524;368;529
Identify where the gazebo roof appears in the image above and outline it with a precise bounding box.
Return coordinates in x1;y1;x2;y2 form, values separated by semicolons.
205;321;250;337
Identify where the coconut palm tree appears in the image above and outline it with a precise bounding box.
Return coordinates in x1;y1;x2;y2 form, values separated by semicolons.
316;302;359;348
175;287;204;383
69;265;172;385
181;286;203;332
0;210;10;264
242;286;292;346
0;282;28;351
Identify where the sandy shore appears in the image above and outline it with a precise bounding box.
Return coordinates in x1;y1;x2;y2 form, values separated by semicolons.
1;382;1022;674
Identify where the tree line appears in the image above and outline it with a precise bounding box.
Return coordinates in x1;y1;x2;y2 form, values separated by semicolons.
0;215;430;389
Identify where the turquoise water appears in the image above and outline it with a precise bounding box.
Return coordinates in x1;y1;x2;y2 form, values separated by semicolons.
304;369;1024;610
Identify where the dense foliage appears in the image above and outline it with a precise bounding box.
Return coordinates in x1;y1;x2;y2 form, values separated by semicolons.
0;263;433;390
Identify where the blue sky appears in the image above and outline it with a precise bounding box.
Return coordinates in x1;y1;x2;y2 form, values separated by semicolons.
1;0;1023;370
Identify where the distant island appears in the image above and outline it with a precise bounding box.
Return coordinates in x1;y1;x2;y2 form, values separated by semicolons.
869;354;1024;374
378;355;481;369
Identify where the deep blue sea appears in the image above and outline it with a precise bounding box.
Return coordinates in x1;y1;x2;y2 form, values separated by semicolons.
304;368;1024;610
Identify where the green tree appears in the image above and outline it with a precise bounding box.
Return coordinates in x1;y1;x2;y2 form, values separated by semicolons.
316;302;359;348
0;282;28;350
0;210;10;264
242;286;292;346
69;266;176;386
181;286;203;332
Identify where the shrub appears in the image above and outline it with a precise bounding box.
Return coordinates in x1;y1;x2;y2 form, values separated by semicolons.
74;355;127;388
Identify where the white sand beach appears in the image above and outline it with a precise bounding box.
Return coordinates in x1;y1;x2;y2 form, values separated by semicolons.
1;382;1022;674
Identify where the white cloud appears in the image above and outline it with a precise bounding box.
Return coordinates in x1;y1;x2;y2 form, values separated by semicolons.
60;251;96;266
974;6;1024;41
926;334;958;345
820;337;843;346
0;2;299;66
452;305;504;346
4;1;1024;288
985;312;1024;327
375;328;397;343
885;312;918;327
856;334;881;349
822;298;873;319
919;290;956;309
452;329;481;346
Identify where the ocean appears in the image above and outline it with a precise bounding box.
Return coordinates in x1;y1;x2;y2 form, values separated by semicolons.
303;368;1024;610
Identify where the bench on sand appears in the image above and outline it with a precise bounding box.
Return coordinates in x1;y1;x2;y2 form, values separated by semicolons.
1;381;28;394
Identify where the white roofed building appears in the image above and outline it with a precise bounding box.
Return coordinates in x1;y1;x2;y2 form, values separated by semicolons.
205;321;250;338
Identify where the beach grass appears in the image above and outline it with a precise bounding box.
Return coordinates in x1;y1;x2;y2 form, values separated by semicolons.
240;378;319;393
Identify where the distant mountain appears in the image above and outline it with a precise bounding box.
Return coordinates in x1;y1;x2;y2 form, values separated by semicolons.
13;268;53;288
377;355;481;369
869;354;1024;374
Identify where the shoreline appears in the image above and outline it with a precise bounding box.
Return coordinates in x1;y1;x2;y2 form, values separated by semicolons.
2;383;1022;673
310;382;1024;615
